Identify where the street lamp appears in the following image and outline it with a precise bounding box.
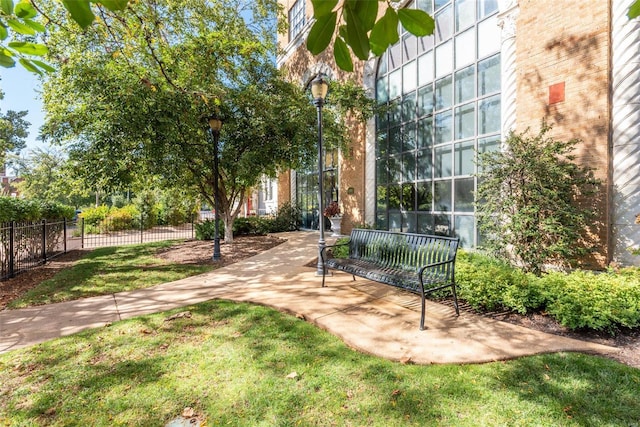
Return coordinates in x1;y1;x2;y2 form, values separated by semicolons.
311;73;329;276
207;113;223;261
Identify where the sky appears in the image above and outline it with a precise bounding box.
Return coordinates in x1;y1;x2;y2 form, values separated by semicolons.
0;64;46;156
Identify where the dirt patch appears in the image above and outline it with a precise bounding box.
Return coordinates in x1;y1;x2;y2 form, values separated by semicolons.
1;235;638;368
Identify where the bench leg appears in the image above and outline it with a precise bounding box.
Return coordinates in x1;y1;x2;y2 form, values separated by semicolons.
420;293;426;330
322;266;326;287
451;283;460;316
352;274;356;281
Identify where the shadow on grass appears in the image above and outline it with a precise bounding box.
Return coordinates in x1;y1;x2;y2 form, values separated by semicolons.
2;300;638;426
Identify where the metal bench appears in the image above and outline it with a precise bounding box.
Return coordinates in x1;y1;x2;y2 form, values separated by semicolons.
321;229;460;330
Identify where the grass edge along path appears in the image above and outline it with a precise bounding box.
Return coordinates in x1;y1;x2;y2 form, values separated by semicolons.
1;300;638;426
7;241;214;309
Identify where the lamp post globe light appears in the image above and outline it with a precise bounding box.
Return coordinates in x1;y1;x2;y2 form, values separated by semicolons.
311;73;329;276
207;113;223;261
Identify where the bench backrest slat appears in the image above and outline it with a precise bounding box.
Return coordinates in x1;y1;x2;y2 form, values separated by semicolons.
347;229;459;280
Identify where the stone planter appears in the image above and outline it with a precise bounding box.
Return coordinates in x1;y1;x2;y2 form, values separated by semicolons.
328;216;342;237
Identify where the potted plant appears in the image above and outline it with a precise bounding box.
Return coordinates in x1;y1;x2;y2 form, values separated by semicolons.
324;201;342;236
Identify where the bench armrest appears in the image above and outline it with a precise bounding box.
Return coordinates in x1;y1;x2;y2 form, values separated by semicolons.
320;239;352;263
417;257;456;276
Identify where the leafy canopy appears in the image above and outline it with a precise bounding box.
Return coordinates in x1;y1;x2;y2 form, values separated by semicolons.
306;0;434;72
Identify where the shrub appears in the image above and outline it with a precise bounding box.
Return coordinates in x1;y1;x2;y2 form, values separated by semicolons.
476;121;600;275
103;205;139;231
195;219;225;240
80;205;110;226
271;202;301;232
541;269;640;332
233;217;271;236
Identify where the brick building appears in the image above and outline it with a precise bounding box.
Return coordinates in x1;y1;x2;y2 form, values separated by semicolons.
276;0;640;267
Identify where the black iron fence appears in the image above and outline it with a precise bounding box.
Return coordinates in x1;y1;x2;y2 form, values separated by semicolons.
1;215;197;281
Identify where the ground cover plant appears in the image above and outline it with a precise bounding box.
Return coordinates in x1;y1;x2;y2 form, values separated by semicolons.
0;300;638;426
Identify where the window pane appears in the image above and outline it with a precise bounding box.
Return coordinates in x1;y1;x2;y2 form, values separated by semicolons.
478;0;498;18
402;182;416;211
403;122;417;152
454;177;474;212
455;65;475;103
403;213;417;233
435;0;450;10
403;152;416;182
454;140;475;176
418;213;435;234
417;181;433;210
389;42;402;70
417;117;433;149
435;75;452;110
378;51;388;75
389;184;402;209
389;155;403;183
455;28;475;68
377;185;387;208
389;102;402;127
376;130;388;157
402;34;418;62
403;60;417;94
402;92;416;122
376;158;389;185
434;180;452;211
479;95;500;135
455;0;475;31
435;145;452;177
435;213;452;235
418;51;434;86
455;215;475;247
389;126;402;155
417;148;433;179
435;5;453;43
417;0;433;13
376;77;389;103
478;54;500;95
478;15;500;58
434;110;452;144
477;136;500;174
435;40;453;77
418;35;435;54
389;69;402;99
418;85;434;116
389;212;402;232
454;102;475;140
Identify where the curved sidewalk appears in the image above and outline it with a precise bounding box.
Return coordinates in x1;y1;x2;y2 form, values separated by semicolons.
0;231;618;363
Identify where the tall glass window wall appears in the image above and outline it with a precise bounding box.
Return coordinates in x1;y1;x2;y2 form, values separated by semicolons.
375;0;501;247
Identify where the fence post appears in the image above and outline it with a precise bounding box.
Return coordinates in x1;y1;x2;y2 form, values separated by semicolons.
191;213;195;239
140;214;144;244
81;218;85;249
9;221;15;278
42;219;47;264
64;218;67;253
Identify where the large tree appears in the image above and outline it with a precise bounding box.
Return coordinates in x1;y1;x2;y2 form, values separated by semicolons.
40;0;374;241
0;87;29;166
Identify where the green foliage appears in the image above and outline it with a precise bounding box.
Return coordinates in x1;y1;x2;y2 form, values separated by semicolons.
232;217;271;236
476;121;601;275
456;251;640;333
542;270;640;332
103;205;139;232
0;107;29;165
330;237;350;258
79;205;110;227
270;202;301;232
195;219;225;241
0;196;73;222
132;190;158;229
307;1;434;71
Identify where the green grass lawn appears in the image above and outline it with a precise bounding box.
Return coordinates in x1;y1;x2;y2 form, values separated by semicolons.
1;300;638;426
8;241;215;309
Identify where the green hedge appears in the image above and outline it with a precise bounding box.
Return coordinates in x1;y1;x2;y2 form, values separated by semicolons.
456;251;640;333
0;196;75;223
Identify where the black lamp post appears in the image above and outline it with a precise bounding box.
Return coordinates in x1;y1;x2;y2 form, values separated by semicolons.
207;113;223;261
311;73;329;276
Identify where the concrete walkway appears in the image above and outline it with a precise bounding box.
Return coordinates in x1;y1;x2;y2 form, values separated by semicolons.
0;231;618;364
